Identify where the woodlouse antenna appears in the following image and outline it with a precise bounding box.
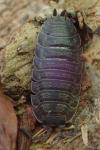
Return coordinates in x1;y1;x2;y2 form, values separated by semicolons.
53;9;57;16
60;10;67;16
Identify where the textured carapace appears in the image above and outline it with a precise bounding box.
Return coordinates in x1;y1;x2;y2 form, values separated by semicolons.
31;10;92;126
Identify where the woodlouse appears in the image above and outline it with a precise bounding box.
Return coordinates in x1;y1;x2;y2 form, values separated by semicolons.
31;10;93;126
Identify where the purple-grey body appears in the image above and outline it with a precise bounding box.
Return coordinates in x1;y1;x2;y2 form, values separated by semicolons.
31;15;84;126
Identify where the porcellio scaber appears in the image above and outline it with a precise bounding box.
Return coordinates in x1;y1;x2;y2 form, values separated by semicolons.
31;10;92;126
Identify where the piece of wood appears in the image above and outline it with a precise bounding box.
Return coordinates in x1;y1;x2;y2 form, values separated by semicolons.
17;106;36;150
0;83;18;150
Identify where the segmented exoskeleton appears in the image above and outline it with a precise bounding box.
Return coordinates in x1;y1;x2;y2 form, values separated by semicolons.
31;10;92;126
